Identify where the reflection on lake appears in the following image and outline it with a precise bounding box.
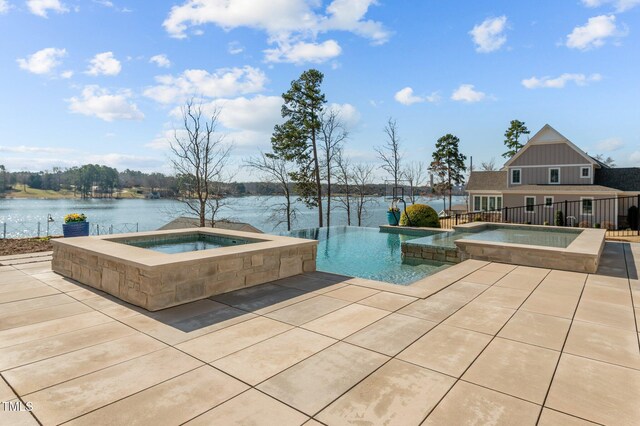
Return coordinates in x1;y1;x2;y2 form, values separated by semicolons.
0;196;466;238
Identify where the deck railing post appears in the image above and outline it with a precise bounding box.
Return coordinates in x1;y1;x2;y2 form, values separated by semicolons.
2;222;5;239
637;195;640;236
136;223;139;232
564;200;568;227
503;207;508;223
37;222;40;238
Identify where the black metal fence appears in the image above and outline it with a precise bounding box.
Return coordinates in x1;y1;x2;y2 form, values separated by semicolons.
452;195;640;237
0;222;140;239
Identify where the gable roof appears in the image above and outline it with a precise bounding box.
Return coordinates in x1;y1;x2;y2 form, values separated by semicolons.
503;124;597;168
466;171;508;191
594;168;640;192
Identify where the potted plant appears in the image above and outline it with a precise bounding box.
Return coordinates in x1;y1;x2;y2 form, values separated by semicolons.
387;205;400;226
63;213;89;237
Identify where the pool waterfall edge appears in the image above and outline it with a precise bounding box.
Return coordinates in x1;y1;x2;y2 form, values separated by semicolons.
51;228;317;311
401;222;606;273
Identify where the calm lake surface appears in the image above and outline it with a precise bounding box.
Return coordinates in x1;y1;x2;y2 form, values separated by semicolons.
0;196;466;238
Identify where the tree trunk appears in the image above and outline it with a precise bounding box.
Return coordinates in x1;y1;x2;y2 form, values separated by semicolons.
311;127;323;228
448;169;452;214
326;174;331;227
286;191;291;231
346;193;351;226
199;199;206;227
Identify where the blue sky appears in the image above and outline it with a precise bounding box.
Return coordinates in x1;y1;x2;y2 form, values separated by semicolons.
0;0;638;180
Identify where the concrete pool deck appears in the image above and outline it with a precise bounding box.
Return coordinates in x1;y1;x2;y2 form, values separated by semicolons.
1;242;639;425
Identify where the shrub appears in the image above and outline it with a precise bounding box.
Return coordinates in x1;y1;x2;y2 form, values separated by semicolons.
474;214;483;222
578;220;590;228
399;204;440;228
543;221;550;226
629;206;639;231
554;211;564;226
593;223;601;228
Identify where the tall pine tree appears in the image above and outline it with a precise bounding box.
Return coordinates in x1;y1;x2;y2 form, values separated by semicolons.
502;119;530;159
432;134;467;211
271;69;326;227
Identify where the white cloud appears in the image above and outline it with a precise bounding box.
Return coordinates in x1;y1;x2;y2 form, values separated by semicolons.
17;47;66;75
149;54;171;68
0;0;11;14
0;145;73;154
595;137;624;151
228;41;244;55
163;0;389;63
628;151;640;164
451;84;486;103
26;0;68;17
470;16;508;53
522;73;602;89
581;0;640;12
566;15;624;50
144;66;267;104
264;40;342;64
394;87;440;106
60;70;73;79
68;85;144;122
86;52;122;76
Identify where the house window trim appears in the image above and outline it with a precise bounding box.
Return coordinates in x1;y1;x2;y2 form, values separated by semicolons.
548;168;561;185
544;196;554;208
580;197;594;216
511;168;522;185
525;196;536;213
580;166;591;179
474;195;503;212
473;196;481;211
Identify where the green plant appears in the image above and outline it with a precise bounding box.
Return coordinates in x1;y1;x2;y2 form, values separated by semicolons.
578;220;590;228
64;213;87;223
543;221;550;226
474;214;483;222
399;204;440;228
388;206;400;212
593;223;601;228
629;205;639;231
554;210;564;226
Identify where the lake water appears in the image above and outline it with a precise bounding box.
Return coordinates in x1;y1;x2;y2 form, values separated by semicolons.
0;196;466;238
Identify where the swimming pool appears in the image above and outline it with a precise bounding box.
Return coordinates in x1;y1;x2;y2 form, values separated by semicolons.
283;227;451;285
408;224;581;249
120;233;256;254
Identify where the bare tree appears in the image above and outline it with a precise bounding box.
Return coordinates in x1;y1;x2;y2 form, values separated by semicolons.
404;161;427;203
480;157;497;171
334;149;352;225
170;99;232;227
352;163;377;226
320;109;348;227
429;159;449;212
594;154;616;167
245;153;298;231
376;118;402;189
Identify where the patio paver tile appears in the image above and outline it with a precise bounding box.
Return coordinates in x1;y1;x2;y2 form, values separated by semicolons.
264;295;350;326
185;389;309;426
0;401;39;425
481;262;518;274
494;270;548;292
0;302;93;331
473;285;532;309
66;366;247;426
357;291;416;311
301;303;389;340
422;381;541;426
257;342;388;416
538;408;599;425
498;310;571;351
0;286;60;304
212;328;336;385
564;320;640;370
323;285;380;302
462;269;508;285
546;353;640;425
176;316;293;362
521;292;581;319
0;293;76;315
436;281;488;303
345;313;437;356
317;359;455;426
3;333;166;395
27;347;203;425
462;337;560;404
397;295;466;322
443;302;515;335
574;299;636;331
397;324;492;377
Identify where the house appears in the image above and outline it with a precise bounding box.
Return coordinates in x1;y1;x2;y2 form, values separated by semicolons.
466;124;640;228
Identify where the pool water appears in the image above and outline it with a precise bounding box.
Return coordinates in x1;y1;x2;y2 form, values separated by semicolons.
409;225;580;249
123;234;253;254
284;227;451;285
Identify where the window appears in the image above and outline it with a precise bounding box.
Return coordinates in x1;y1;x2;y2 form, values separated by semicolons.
489;197;496;211
544;196;554;208
481;197;488;211
473;196;481;211
581;167;591;179
497;197;503;210
474;196;503;211
581;197;593;216
549;168;560;184
525;196;536;213
511;169;521;184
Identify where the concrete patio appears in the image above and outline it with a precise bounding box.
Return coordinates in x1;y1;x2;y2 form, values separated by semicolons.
0;242;639;425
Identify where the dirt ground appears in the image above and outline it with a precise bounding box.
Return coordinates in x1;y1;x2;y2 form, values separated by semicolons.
0;238;54;256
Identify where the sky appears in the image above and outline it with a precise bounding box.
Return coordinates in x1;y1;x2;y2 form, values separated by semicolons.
0;0;639;181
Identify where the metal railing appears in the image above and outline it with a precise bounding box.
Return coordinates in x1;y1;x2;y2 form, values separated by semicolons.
0;221;140;239
452;194;640;237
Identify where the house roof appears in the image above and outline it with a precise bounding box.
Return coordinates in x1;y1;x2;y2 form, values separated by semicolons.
594;168;640;192
501;184;620;194
503;124;597;168
466;171;508;191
